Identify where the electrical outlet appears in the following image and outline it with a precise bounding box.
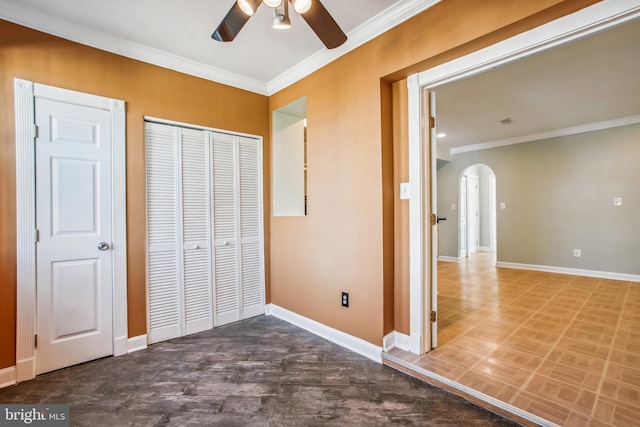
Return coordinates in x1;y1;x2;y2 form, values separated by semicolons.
573;249;581;258
341;292;349;308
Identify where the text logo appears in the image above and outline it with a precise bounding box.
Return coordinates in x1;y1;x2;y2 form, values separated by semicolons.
0;405;69;427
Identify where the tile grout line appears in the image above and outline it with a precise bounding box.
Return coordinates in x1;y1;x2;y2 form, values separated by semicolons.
444;260;538;397
432;255;638;426
453;267;543;395
502;273;566;401
588;280;631;422
506;274;599;422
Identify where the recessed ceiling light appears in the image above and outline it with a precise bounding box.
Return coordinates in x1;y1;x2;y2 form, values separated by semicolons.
436;133;446;138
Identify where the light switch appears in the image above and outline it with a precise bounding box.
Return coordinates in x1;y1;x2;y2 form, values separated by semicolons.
613;197;622;207
499;202;506;210
451;203;456;210
400;182;410;200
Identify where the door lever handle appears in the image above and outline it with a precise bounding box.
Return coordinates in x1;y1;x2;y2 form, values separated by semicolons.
437;217;447;223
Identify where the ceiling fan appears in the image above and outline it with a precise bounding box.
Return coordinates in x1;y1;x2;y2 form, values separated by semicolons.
212;0;347;49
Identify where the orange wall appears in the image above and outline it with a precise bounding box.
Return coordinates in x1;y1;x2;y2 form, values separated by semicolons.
392;79;410;335
0;20;270;369
269;0;599;346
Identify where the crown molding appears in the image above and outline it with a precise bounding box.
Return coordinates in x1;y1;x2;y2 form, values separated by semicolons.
449;114;640;155
0;0;269;94
267;0;441;95
0;0;440;96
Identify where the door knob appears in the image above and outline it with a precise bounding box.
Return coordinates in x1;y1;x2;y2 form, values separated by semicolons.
98;242;110;251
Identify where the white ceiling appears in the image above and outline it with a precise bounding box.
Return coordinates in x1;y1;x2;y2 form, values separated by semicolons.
0;0;439;95
434;17;640;153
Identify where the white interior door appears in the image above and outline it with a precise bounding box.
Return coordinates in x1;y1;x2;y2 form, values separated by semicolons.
467;175;479;254
459;175;468;258
35;98;113;375
146;121;265;339
181;128;213;335
211;132;240;326
146;122;182;344
238;136;266;319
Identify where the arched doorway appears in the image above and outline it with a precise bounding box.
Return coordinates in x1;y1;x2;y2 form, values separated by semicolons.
458;164;496;260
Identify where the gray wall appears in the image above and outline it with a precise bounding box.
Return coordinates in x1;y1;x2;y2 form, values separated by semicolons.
437;123;640;275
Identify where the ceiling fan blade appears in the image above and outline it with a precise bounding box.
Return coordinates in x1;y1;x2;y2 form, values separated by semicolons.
296;0;347;49
212;2;253;42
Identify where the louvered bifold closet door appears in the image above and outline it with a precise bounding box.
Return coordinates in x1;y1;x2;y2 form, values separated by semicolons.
146;122;182;344
180;128;213;335
211;133;240;326
238;136;265;318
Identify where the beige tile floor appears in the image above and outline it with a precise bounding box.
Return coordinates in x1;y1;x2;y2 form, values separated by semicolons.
394;252;640;426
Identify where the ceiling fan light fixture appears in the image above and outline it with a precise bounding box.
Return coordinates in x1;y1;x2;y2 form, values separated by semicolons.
293;0;312;14
237;0;260;16
263;0;283;7
215;0;346;49
272;1;291;29
273;16;291;29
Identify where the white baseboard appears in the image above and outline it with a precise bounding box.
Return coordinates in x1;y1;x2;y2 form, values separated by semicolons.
15;358;35;382
114;335;128;356
496;262;640;282
127;334;148;353
438;255;462;263
383;331;418;353
266;304;382;363
0;366;16;389
383;331;395;351
478;247;493;252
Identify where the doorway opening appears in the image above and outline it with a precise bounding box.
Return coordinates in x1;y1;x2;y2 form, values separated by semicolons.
458;164;496;260
400;3;640;424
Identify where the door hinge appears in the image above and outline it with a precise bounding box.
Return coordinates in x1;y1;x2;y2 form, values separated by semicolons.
32;124;38;139
430;213;437;226
429;116;435;129
34;334;38;349
430;311;437;323
34;229;39;243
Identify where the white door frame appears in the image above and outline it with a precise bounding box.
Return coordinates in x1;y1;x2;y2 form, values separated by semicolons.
406;0;640;354
14;79;128;382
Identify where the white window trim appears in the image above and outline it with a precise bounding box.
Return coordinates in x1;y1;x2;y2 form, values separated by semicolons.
407;0;640;354
14;79;128;381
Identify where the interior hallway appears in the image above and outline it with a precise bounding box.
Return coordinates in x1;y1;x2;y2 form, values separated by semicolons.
387;252;640;426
